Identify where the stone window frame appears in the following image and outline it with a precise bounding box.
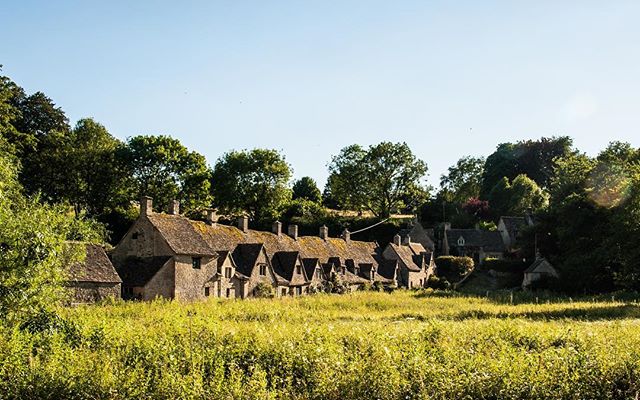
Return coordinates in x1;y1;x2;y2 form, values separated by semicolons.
225;267;232;278
192;257;202;269
296;264;302;275
204;287;210;297
259;264;267;276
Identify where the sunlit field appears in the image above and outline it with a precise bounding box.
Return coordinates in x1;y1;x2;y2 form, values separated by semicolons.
3;291;640;399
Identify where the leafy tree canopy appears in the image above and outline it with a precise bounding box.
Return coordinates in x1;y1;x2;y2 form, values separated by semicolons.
292;176;322;203
122;135;213;216
211;148;292;223
326;142;428;218
440;156;485;204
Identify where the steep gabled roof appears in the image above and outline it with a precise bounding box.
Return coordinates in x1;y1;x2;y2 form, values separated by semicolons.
375;257;398;281
231;243;265;277
408;242;427;255
499;216;527;244
446;229;505;253
68;243;122;284
525;257;557;274
272;251;306;283
115;256;171;287
147;214;216;256
389;243;422;272
302;258;321;281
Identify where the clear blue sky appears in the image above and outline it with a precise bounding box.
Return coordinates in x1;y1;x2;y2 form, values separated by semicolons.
2;1;639;188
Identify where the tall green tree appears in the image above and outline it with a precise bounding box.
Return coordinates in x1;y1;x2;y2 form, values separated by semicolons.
292;176;322;203
480;136;574;198
326;142;428;218
488;174;548;217
121;135;213;215
440;156;485;204
211;148;292;222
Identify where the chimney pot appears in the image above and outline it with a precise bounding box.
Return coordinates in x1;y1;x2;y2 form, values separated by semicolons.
319;225;329;240
237;216;249;233
393;234;401;246
140;196;153;216
206;209;218;225
342;229;351;243
288;224;298;240
272;221;282;236
169;200;180;215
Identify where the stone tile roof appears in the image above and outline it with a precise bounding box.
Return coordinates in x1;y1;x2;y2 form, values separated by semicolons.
525;257;557;274
446;229;505;253
408;242;427;255
302;258;321;281
115;256;171;287
68;243;122;284
147;214;216;256
389;243;422;272
231;243;265;277
375;257;398;281
272;251;306;283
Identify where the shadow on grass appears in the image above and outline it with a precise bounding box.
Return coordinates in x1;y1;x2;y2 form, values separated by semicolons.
452;303;640;321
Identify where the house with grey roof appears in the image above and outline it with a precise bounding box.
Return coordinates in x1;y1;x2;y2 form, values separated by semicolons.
442;223;505;264
522;255;559;288
66;242;122;303
497;216;532;252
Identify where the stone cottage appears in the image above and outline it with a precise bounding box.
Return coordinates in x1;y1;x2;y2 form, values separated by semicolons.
497;216;532;252
522;255;559;288
66;242;122;303
382;234;433;289
112;197;222;301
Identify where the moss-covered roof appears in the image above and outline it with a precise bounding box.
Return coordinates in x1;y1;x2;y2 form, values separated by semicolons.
68;243;122;284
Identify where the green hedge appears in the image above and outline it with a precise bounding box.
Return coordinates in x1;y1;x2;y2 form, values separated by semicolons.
436;256;474;283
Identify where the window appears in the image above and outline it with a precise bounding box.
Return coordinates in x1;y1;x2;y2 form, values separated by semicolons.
226;288;231;298
225;267;232;278
192;257;202;269
259;264;267;276
204;287;210;297
132;232;138;239
281;288;287;296
315;267;322;279
296;286;302;295
457;236;465;246
296;265;302;275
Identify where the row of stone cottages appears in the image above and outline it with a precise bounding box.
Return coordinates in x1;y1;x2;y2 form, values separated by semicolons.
67;197;436;303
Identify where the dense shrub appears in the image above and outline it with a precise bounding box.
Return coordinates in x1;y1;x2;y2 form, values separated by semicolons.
252;282;274;298
427;275;451;290
436;256;474;283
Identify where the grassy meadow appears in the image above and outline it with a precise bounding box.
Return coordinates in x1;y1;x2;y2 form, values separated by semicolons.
2;291;640;399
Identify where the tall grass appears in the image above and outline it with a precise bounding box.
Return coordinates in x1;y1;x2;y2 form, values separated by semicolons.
2;291;640;399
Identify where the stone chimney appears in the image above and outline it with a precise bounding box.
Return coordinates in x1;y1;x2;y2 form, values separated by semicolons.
342;229;351;244
237;216;249;233
393;234;401;246
140;196;153;216
319;225;329;240
206;209;218;226
168;200;180;215
272;221;282;236
288;224;298;240
402;235;411;245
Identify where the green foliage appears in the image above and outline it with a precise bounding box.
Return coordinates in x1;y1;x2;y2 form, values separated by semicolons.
488;174;548;217
281;198;328;225
4;292;640;399
0;150;103;325
480;136;574;198
440;156;485;203
212;149;292;223
326;142;428;218
253;282;275;298
436;256;475;283
292;176;322;203
123;135;213;216
426;274;450;290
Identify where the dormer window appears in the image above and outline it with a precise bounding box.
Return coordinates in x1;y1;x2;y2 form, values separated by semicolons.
315;267;322;278
457;236;465;246
296;265;302;275
192;257;202;269
225;267;232;278
259;264;267;276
